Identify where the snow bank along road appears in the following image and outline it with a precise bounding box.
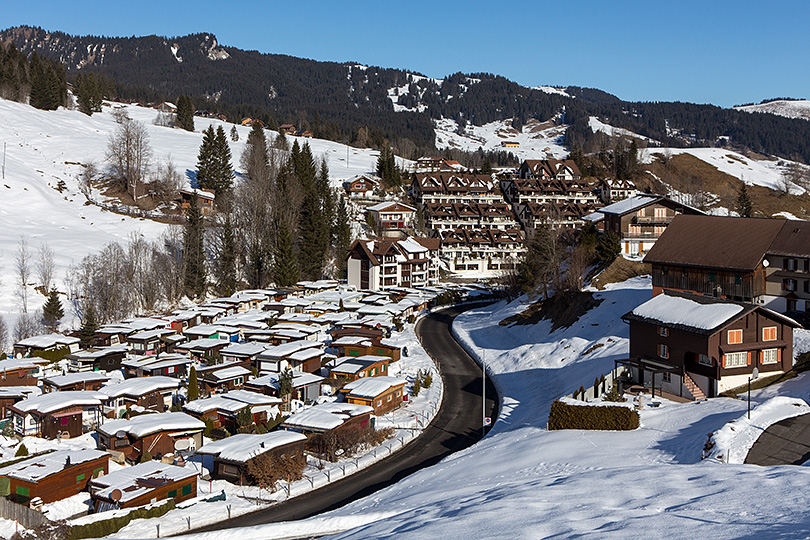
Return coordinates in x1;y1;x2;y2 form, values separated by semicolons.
187;304;499;532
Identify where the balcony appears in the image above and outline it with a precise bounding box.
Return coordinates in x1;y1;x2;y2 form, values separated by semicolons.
634;215;673;225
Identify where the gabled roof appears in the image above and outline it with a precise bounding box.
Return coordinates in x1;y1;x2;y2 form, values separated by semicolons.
97;412;204;438
367;201;416;213
643;215;787;271
197;431;306;462
99;376;180;399
342;376;407;398
13;391;105;414
0;450;107;483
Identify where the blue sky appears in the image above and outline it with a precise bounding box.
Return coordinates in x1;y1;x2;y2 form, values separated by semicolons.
4;0;808;107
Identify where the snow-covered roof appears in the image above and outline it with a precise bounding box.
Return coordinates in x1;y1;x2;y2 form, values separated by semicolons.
250;370;324;389
128;328;176;341
13;391;105;414
630;294;745;331
97;412;204;438
208;366;250;381
15;333;80;348
367;201;416;213
282;402;372;431
178;338;231;350
90;461;197;504
221;342;269;357
42;372;110;387
99;376;180;399
331;336;370;346
397;237;429;255
342;376;407;398
0;358;46;372
222;389;282;406
69;345;129;359
197;431;306;462
598;195;661;216
256;340;322;360
0;450;108;483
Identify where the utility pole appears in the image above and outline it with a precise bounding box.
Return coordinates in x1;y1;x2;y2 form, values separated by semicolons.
482;349;486;437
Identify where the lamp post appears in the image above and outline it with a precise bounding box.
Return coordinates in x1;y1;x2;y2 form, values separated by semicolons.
748;367;759;419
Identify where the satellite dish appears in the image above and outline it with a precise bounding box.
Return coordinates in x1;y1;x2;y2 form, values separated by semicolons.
174;438;190;451
115;430;127;439
110;489;122;502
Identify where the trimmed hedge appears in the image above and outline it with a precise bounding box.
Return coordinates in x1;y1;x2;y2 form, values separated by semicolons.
68;499;176;540
548;400;639;431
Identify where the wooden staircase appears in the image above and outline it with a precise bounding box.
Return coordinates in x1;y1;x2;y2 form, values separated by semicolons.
683;372;707;401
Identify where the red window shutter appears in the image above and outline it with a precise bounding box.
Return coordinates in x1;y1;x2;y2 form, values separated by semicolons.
747;352;751;366
722;355;726;368
778;349;782;363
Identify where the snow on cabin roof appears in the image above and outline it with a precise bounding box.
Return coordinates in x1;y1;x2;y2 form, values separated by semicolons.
99;376;180;399
331;336;370;346
342;376;407;398
0;358;46;372
397;237;429;254
90;461;197;504
257;340;322;359
15;333;80;348
208;366;250;381
0;450;108;483
282;402;372;431
583;212;604;222
183;394;245;414
42;372;110;387
197;431;306;462
128;329;176;341
69;345;129;359
629;294;744;331
598;195;662;215
367;201;416;213
13;391;105;414
220;342;269;357
223;389;282;406
140;355;193;371
97;412;204;438
0;386;39;399
178;338;230;350
185;324;240;336
289;348;323;361
251;370;324;389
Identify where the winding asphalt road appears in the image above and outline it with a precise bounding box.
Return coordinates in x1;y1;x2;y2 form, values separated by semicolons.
745;413;810;465
186;303;498;533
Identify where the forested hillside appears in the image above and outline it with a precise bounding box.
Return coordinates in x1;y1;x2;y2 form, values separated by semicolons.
3;25;810;164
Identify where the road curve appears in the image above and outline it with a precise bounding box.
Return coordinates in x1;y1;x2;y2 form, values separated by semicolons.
745;412;810;465
186;303;498;532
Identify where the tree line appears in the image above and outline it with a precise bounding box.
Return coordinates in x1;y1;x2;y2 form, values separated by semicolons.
0;41;66;109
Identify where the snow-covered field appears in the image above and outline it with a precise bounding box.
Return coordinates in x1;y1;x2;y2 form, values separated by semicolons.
434;117;568;161
0;98;381;319
736;100;810;122
174;278;810;540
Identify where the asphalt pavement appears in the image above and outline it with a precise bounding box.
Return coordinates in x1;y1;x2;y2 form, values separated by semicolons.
186;303;498;532
744;412;810;465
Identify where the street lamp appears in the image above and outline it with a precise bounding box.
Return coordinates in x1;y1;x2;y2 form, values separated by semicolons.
748;367;759;419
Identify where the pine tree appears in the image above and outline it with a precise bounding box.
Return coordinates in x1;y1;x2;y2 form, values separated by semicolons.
42;288;64;332
230;125;239;142
79;304;98;349
278;367;294;405
176;95;195;131
273;220;300;286
334;196;352;278
376;142;401;188
196;126;217;191
183;193;207;299
213;126;233;193
214;212;237;296
736;183;754;217
187;366;199;401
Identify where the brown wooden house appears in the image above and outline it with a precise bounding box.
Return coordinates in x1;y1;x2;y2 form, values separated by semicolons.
197;431;306;483
11;391;104;439
621;290;800;399
328;355;391;381
89;461;197;511
280;402;373;450
96;412;204;462
0;449;109;504
340;376;407;415
42;372;110;393
0;358;47;387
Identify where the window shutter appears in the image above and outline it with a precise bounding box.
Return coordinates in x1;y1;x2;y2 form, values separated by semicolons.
722;354;726;368
778;349;782;363
747;352;751;366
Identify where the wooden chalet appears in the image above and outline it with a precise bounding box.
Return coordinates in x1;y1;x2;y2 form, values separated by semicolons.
42;372;110;393
331;336;401;361
344;174;381;199
122;354;193;379
279;123;297;135
0;387;38;420
197;431;307;483
175;338;231;362
644;215;810;314
328;355;391;381
246;371;324;403
340;376;407;415
13;333;80;358
621;290;800;399
0;358;48;387
199;365;251;395
127;329;177;355
183;390;281;431
280;402;373;450
11;391;105;439
89;461;197;511
67;345;129;372
179;188;216;216
99;376;181;418
97;412;204;462
0;449;109;504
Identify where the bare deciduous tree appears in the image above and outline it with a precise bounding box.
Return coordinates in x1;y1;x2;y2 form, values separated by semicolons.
15;236;31;313
37;242;55;294
13;312;42;343
105;117;152;199
0;314;8;355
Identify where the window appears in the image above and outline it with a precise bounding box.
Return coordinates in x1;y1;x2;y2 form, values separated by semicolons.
762;327;777;341
61;417;69;426
698;354;713;367
387;394;392;402
784;279;797;292
15;486;29;498
762;349;779;364
658;344;669;359
709;271;716;282
168;489;177;498
348;350;360;357
728;329;743;344
76;473;85;482
377;349;385;355
658;327;669;337
376;400;382;407
725;351;748;368
661;372;671;382
786;258;797;271
182;483;192;496
114;439;129;449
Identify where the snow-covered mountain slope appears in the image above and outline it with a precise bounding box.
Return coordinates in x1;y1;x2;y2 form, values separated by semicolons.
435;117;568;160
589;116;659;144
736;100;810;121
0;98;381;317
643;147;809;195
181;277;810;540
